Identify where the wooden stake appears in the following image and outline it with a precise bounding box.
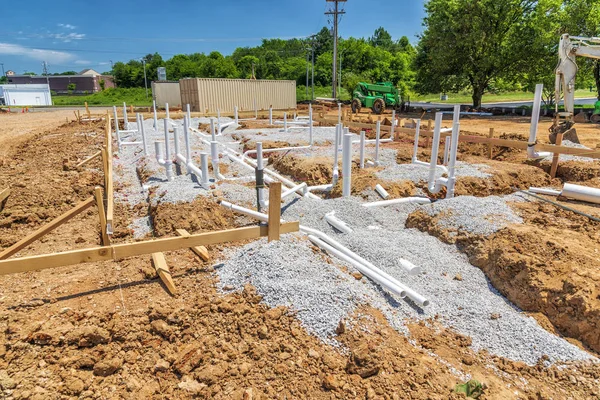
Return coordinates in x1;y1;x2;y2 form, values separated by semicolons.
84;102;90;119
268;182;282;242
76;150;102;168
487;128;495;159
151;253;177;296
94;187;110;246
0;197;95;260
104;116;114;235
0;187;9;211
0;222;299;275
175;229;209;262
550;133;564;178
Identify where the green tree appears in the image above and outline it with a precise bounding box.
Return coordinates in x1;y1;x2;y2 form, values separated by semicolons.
416;0;561;108
67;83;76;94
369;27;395;51
99;79;105;91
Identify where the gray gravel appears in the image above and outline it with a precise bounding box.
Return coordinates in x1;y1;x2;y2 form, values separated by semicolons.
233;126;339;146
542;140;598;163
420;194;526;236
376;161;491;184
215;196;595;364
128;216;152;239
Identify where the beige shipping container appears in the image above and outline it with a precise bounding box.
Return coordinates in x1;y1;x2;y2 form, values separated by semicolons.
179;78;296;113
152;81;182;108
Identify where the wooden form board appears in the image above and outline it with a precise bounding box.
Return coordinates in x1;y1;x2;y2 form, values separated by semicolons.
94;187;110;246
315;117;600;160
0;197;95;260
76;150;102;168
104;114;114;234
0;187;9;204
0;222;300;276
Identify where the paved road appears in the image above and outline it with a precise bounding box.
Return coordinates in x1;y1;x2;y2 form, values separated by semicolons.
411;97;598;110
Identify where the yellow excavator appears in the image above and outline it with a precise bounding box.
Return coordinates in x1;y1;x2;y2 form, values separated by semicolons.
552;34;600;143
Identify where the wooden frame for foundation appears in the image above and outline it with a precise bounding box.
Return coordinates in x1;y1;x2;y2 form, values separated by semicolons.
0;187;9;210
0;222;300;276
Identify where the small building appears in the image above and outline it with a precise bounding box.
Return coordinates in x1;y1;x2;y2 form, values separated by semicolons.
6;69;115;94
5;70;15;76
0;84;52;106
179;78;296;113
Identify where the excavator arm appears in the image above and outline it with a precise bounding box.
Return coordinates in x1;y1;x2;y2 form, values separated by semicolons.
555;34;600;118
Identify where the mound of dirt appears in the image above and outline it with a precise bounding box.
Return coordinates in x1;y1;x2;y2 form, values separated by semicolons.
406;201;600;354
150;197;239;237
537;160;600;182
270;154;333;186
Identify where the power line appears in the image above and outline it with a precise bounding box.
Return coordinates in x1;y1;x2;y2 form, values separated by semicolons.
325;0;346;99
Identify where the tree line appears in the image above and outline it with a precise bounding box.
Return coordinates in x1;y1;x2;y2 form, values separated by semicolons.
104;0;600;107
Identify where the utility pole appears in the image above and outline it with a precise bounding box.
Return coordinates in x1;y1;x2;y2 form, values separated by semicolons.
0;63;4;78
311;44;315;101
42;61;50;88
325;0;346;99
306;50;309;99
141;58;148;99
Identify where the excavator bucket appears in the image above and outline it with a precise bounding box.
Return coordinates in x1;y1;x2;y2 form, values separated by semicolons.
549;120;580;144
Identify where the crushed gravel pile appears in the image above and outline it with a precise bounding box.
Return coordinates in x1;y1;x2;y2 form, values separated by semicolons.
233;126;339;146
543;140;597;163
216;196;594;364
376;161;491;184
420;194;525;235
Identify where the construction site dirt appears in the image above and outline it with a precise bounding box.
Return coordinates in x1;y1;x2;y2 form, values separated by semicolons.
1;109;599;399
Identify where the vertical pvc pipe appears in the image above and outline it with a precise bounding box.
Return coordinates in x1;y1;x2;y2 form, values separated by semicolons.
211;141;220;182
122;102;128;128
527;83;544;158
186;104;191;121
445;105;461;199
256;142;265;209
163;119;173;181
173;126;180;161
443;138;450;165
359;131;366;168
269;107;273;125
341;127;348;151
165;103;170;121
234;106;239;124
309;104;313;146
284;112;288;132
140;114;148;156
184;116;192;164
200;153;209;187
375;120;381;165
342;133;353;197
338;103;342;125
391;110;396;141
153;100;158;129
113;106;121;150
333;124;340;183
412;119;421;163
136;112;141;133
428;112;444;189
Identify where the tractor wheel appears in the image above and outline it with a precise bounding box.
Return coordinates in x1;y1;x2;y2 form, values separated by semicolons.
351;99;362;114
591;113;600;123
372;98;385;115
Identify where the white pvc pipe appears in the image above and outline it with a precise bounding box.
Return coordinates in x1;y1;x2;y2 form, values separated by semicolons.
527;83;552;159
211;141;220;182
210;118;216;140
375;184;389;199
445;118;460;199
256;142;266;208
342;133;353;197
428;112;445;194
325;211;353;234
528;187;561;196
308;235;408;299
374;121;381;165
443;138;450;165
154;141;173;181
281;182;307;200
269;107;273;125
309;104;313;146
411;119;421;164
359;131;366;168
362;197;431;208
173;127;181;164
220;200;269;222
284;112;288;132
200;153;209;187
562;183;600;204
165;103;170;121
139;114;148;156
113;106;121;150
123;102;128;128
306;184;333;193
333;124;341;183
186;104;191;121
153;100;158;129
234;106;239;124
399;260;422;276
338;103;342;125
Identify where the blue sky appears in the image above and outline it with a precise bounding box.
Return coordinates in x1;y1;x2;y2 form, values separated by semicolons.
0;0;426;75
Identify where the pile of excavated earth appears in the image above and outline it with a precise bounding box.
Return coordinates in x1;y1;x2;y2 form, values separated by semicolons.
0;108;599;399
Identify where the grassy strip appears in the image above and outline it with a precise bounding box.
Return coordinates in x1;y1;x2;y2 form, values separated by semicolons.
411;89;595;104
52;88;153;106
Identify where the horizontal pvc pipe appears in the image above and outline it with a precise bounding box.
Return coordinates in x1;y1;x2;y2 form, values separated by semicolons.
306;184;333;192
375;184;389;199
282;183;307;200
362;197;432;208
562;183;600;204
220;200;269;222
325;211;353;234
308;235;407;298
528;187;561;196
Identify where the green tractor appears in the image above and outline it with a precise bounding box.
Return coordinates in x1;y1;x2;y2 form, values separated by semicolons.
351;82;402;114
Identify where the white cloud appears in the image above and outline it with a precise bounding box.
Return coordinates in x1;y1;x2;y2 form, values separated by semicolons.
58;23;76;30
48;32;85;43
74;60;91;65
0;42;74;63
98;62;110;66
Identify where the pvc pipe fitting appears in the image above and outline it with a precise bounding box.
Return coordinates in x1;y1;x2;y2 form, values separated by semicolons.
325;211;353;234
374;121;381;165
375;184;389;199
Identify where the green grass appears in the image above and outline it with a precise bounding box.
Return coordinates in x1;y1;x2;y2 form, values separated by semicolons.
52;88;153;106
411;89;595;104
296;85;352;102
